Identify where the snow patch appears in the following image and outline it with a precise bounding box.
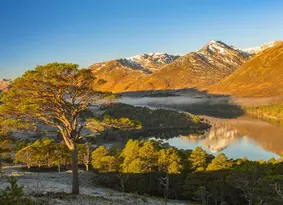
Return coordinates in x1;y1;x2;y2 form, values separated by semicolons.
240;41;276;55
124;53;179;71
95;63;106;71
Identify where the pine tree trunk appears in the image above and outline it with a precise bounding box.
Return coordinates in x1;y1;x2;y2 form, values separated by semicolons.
71;147;79;194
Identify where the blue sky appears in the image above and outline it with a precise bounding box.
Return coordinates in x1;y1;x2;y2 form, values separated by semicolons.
0;0;282;79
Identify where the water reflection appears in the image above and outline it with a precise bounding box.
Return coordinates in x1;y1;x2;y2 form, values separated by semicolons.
120;92;283;160
165;117;282;160
203;123;240;153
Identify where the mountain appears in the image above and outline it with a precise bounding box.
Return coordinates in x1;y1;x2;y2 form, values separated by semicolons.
1;41;281;96
240;41;277;55
89;40;279;93
208;41;283;97
126;53;180;71
0;79;11;92
125;41;252;91
89;53;179;92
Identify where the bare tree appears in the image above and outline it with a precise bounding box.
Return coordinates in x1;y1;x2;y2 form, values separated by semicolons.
274;182;283;199
118;173;129;193
159;173;170;202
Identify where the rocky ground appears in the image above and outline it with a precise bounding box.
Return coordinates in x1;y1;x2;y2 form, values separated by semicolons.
0;168;196;205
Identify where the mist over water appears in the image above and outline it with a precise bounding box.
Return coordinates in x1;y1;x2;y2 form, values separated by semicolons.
120;91;282;160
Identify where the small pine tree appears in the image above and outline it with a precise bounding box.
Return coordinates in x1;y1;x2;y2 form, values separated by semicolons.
14;146;36;168
189;146;208;172
91;146;119;172
120;140;141;173
138;141;158;172
158;147;183;173
91;146;109;170
0;176;33;205
207;153;232;171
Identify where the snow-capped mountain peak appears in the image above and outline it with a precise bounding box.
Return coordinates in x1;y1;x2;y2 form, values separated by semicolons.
240;41;277;55
200;40;239;55
115;52;180;72
195;40;251;68
89;40;281;92
90;52;180;75
126;53;179;70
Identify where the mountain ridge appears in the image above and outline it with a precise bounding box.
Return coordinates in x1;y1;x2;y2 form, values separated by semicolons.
1;40;280;96
89;53;179;91
239;41;278;55
89;40;280;93
208;41;283;97
116;40;253;91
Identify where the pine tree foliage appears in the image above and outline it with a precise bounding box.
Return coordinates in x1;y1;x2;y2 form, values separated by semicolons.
158;147;183;173
207;153;233;171
188;146;208;172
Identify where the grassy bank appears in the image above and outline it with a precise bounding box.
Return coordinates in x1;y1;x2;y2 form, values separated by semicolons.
244;103;283;126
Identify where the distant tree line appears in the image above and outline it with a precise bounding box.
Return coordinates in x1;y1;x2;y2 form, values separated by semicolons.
97;103;209;141
105;103;207;129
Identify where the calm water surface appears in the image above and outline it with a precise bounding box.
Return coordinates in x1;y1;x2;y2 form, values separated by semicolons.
120;92;283;160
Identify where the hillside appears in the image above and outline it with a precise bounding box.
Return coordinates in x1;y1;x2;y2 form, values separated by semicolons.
90;41;253;92
89;53;179;92
126;41;252;91
208;41;283;97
